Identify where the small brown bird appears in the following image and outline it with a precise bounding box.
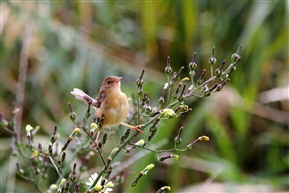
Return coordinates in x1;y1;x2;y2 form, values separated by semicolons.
71;76;142;147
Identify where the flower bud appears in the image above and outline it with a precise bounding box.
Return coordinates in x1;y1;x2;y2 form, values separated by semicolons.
49;184;58;191
85;104;91;118
105;181;114;188
25;125;34;147
60;178;66;186
171;66;184;84
75;182;80;193
108;148;119;163
181;77;190;82
91;123;98;130
158;96;165;105
172;83;182;99
159;155;179;162
32;150;39;158
220;73;229;81
198;136;210;141
70;128;80;138
187;135;210;150
50;125;58;144
160;109;177;119
231;53;241;63
226;45;242;73
68;103;76;121
208;47;217;67
134;139;145;146
48;145;53;156
197;69;206;85
178;84;186;101
186;144;193;150
209;56;217;65
174;126;183;145
156;186;171;193
215;60;226;77
216;78;230;91
189;52;197;71
131;164;154;187
61;152;66;162
136;69;145;86
172;155;179;160
138;85;143;97
203;84;218;97
25;124;33;135
159;83;168;105
69;163;77;182
144;98;152;114
142;164;155;175
141;92;148;106
94;185;103;191
165;56;173;76
38;143;43;153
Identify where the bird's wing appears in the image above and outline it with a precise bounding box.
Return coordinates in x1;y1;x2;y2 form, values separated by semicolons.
95;90;106;108
71;88;98;107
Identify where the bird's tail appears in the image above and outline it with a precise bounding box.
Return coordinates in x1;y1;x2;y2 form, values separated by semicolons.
71;88;97;106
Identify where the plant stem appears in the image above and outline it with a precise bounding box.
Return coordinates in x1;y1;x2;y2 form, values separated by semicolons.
74;120;107;167
88;114;159;190
210;66;214;77
55;138;90;186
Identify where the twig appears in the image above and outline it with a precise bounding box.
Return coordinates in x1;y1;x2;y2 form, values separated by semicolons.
15;22;33;142
88;114;160;190
49;156;62;178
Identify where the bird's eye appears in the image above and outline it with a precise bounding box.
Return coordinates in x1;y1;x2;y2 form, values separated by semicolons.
107;80;112;84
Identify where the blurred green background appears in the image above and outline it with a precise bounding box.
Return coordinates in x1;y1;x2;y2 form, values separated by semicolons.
1;1;288;193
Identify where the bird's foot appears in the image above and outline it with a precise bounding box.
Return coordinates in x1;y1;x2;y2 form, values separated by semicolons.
120;122;144;133
132;125;144;133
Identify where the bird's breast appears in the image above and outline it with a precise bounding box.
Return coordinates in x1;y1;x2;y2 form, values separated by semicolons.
95;92;129;128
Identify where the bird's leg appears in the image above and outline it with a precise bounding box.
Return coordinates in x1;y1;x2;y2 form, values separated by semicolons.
120;122;143;133
91;129;101;148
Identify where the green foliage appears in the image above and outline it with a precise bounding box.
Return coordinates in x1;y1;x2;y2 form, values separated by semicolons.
1;1;288;192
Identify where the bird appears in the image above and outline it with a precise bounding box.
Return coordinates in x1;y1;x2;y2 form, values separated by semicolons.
71;76;142;147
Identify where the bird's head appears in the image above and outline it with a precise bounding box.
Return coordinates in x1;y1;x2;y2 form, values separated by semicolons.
101;76;122;91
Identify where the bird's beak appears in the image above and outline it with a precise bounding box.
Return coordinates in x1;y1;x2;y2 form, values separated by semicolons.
115;77;122;83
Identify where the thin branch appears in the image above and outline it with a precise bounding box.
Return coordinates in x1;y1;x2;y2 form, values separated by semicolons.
72;119;107;167
15;22;33;142
49;156;62;178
